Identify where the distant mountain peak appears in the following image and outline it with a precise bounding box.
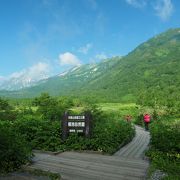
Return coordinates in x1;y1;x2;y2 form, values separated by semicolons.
0;73;48;91
58;71;68;77
58;64;82;77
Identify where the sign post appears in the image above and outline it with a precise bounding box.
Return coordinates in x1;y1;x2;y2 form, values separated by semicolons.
62;111;92;140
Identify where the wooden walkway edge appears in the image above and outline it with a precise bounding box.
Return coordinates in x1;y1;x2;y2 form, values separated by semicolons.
28;125;150;180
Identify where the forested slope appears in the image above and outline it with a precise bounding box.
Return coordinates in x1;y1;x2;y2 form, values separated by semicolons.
80;28;180;103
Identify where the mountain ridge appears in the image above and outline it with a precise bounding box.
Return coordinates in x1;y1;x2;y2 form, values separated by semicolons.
0;57;121;98
0;28;180;102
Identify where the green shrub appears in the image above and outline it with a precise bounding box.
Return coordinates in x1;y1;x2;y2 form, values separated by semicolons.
33;93;69;121
90;113;135;154
147;117;180;179
63;111;135;154
134;114;144;126
13;116;62;151
146;148;180;178
12;109;135;154
0;97;18;121
0;126;32;174
150;120;180;153
13;116;43;144
31;121;62;151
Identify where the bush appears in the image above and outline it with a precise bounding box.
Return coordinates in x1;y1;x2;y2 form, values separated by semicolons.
13;116;62;151
0;97;18;121
90;112;135;154
33;93;69;121
146;148;180;178
12;108;135;154
147;117;180;179
150;119;180;153
134;113;144;126
0;125;32;174
62;111;135;154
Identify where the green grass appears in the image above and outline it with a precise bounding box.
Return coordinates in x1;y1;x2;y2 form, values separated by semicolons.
69;107;84;114
71;103;139;119
98;103;137;110
97;103;139;122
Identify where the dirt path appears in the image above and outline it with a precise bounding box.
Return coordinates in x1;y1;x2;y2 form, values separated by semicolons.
27;125;150;180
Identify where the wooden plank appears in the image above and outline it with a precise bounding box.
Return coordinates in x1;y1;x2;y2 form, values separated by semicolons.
30;161;144;180
55;152;149;167
35;157;147;176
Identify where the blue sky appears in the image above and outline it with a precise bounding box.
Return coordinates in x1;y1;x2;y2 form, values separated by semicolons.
0;0;180;81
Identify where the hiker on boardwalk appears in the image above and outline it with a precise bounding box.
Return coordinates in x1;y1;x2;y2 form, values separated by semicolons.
143;113;151;130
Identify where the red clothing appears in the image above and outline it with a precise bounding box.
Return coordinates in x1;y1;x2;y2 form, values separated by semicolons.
144;114;151;123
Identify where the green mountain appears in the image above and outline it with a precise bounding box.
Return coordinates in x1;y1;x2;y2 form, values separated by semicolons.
81;28;180;102
0;57;120;99
1;28;180;102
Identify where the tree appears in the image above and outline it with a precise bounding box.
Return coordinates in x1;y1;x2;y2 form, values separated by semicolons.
0;97;12;111
33;93;67;121
0;126;32;173
0;97;17;121
136;86;180;117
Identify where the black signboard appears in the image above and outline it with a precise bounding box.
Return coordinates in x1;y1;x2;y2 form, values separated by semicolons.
62;112;92;140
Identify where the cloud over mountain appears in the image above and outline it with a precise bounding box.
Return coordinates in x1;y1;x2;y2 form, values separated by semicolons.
0;62;51;90
59;52;81;66
9;62;50;80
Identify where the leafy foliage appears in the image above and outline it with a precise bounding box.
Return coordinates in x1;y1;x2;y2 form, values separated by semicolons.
90;112;135;154
5;103;135;154
0;97;17;121
32;93;70;121
0;125;32;174
0;97;11;110
12;116;62;151
149;118;180;153
146;117;180;178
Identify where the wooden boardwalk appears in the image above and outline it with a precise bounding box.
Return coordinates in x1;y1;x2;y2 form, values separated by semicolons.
28;125;150;180
114;125;150;158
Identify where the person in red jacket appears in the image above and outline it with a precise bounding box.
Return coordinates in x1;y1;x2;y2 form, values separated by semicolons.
143;113;151;130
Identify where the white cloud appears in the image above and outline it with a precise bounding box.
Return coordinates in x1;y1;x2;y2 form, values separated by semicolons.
154;0;173;21
9;62;51;81
78;43;93;54
59;52;81;66
125;0;147;8
0;76;5;80
95;53;107;60
0;76;5;84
